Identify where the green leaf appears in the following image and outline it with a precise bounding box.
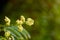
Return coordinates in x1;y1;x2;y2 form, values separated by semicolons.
6;26;24;40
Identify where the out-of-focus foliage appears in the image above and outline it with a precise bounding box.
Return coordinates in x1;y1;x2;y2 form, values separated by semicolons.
0;0;60;40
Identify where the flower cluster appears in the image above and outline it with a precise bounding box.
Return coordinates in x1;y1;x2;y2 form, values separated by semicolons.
16;15;34;32
4;15;34;37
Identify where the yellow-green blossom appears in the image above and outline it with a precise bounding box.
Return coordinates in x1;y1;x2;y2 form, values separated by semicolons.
8;36;14;40
18;25;23;32
4;16;11;26
5;31;10;37
16;15;25;25
26;18;34;26
8;37;11;40
16;19;23;25
20;15;25;22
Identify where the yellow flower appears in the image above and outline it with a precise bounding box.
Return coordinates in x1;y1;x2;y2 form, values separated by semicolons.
5;31;10;37
16;15;25;25
18;25;23;32
26;18;34;26
8;36;14;40
16;19;23;25
8;37;11;40
4;16;11;26
20;15;25;22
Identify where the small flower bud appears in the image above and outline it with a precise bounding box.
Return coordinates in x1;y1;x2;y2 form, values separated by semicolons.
5;31;10;37
18;25;23;32
4;16;11;26
8;36;14;40
16;19;23;25
20;15;25;22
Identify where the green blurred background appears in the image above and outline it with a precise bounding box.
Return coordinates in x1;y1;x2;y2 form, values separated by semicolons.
0;0;60;40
